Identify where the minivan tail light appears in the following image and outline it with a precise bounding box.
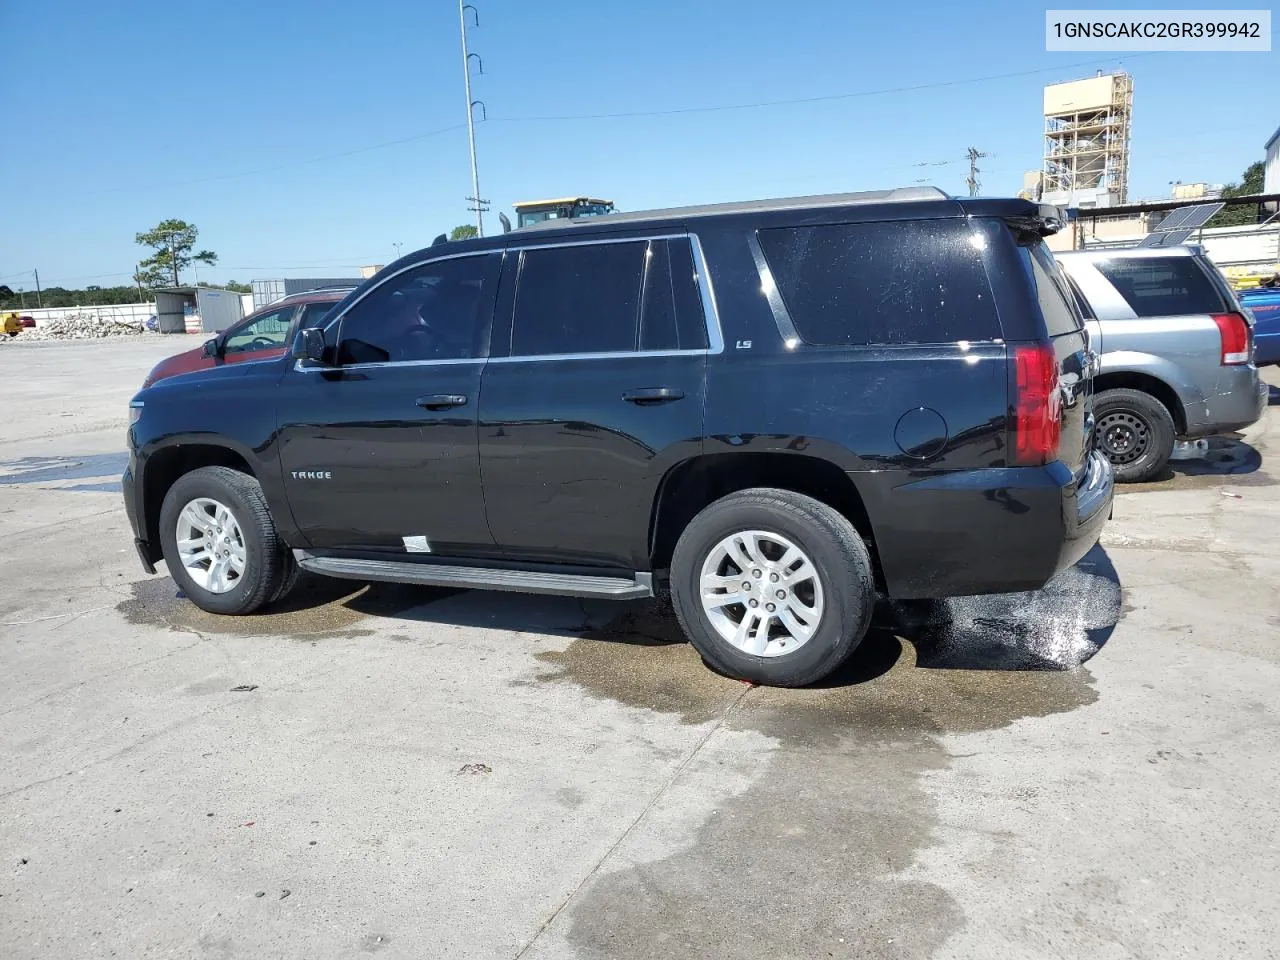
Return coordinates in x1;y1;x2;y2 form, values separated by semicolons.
1212;312;1250;365
1012;344;1061;466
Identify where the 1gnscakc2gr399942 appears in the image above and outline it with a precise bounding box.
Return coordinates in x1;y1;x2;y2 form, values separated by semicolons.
124;188;1113;687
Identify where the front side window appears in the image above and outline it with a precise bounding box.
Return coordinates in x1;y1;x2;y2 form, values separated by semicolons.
335;253;501;365
757;220;1001;346
511;242;646;356
224;305;296;354
1094;257;1226;317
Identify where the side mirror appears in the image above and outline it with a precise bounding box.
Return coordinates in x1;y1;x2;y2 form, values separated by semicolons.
292;327;328;366
201;337;220;359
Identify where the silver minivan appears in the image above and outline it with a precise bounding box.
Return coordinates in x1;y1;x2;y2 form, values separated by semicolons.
1057;246;1267;482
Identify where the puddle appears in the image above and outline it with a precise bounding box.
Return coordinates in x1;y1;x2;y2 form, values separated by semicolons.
117;575;447;639
540;551;1117;741
544;552;1120;960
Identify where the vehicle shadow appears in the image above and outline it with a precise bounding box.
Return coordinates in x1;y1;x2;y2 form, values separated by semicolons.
1269;383;1280;407
313;544;1122;690
1132;434;1265;486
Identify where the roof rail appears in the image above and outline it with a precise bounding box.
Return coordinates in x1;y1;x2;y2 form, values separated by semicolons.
515;186;951;231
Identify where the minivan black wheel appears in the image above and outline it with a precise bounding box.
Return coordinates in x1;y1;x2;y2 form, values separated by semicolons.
1093;387;1175;483
158;466;292;615
669;488;875;687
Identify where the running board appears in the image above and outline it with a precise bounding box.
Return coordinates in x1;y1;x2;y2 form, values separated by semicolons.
293;551;654;600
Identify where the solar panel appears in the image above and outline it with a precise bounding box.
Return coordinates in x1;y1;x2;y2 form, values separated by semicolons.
1155;228;1196;247
1153;206;1194;232
1136;232;1165;248
1153;202;1224;234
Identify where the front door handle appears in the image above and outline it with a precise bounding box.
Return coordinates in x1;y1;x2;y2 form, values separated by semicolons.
622;387;685;405
417;394;468;410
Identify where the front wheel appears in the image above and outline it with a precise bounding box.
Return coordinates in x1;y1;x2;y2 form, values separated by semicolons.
1093;387;1176;483
669;488;875;687
158;466;292;615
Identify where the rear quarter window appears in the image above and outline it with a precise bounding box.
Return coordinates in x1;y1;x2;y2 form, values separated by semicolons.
1094;257;1226;317
1024;243;1084;337
757;220;1000;346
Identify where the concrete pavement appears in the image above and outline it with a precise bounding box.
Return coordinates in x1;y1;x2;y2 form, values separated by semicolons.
2;337;1278;959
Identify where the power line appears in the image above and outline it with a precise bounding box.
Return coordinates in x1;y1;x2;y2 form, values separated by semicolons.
488;54;1159;123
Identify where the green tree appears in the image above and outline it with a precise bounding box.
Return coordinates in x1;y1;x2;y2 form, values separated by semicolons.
1208;161;1266;227
222;280;252;294
450;224;479;241
135;219;218;287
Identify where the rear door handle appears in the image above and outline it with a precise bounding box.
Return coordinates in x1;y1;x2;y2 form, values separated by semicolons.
417;394;468;410
622;387;685;404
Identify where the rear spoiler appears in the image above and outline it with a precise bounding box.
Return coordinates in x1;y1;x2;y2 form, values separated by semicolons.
1004;204;1067;237
960;199;1066;237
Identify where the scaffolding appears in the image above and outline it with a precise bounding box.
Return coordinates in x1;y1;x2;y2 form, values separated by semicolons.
1041;72;1133;207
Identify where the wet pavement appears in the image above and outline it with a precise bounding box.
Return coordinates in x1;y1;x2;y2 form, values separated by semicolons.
1;341;1278;959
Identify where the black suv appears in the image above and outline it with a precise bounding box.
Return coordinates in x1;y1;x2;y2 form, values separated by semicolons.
124;188;1113;687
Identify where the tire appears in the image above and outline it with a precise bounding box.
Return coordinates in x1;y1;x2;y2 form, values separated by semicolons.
1093;387;1176;483
669;488;875;687
158;466;291;615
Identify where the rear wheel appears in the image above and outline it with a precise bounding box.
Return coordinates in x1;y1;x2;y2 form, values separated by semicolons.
1094;387;1175;483
669;488;875;687
159;466;293;615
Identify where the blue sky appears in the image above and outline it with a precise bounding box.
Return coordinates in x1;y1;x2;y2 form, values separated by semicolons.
1;0;1275;289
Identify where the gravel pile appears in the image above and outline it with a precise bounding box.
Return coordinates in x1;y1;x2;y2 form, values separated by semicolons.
5;313;157;342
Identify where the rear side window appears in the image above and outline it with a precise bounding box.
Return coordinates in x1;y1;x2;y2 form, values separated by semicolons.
512;242;645;355
639;239;708;351
1094;257;1226;317
1024;243;1084;337
756;220;1000;346
511;239;707;356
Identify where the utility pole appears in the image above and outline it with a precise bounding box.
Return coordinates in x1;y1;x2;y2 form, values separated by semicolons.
33;268;42;308
966;147;989;198
459;1;488;236
136;264;145;302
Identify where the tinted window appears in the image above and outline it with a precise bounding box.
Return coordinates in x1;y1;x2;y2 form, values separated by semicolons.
639;239;708;352
757;221;1000;346
1025;243;1084;337
299;301;337;328
512;242;645;356
1094;257;1226;317
225;305;295;354
337;253;500;365
1063;273;1095;320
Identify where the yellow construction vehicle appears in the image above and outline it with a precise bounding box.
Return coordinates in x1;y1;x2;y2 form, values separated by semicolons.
510;197;616;230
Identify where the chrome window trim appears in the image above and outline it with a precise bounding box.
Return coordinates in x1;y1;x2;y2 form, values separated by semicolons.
688;233;725;354
301;232;726;372
292;357;487;374
489;348;705;365
745;230;802;344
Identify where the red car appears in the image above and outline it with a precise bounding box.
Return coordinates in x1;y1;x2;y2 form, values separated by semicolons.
142;287;354;388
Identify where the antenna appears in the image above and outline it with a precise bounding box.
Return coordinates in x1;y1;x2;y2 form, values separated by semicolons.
459;2;488;236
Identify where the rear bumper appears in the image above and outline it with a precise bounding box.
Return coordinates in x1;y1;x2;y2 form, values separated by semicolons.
862;451;1114;599
1182;366;1267;437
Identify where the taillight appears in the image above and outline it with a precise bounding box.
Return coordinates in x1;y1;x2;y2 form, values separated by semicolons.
1012;344;1061;466
1212;312;1250;365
